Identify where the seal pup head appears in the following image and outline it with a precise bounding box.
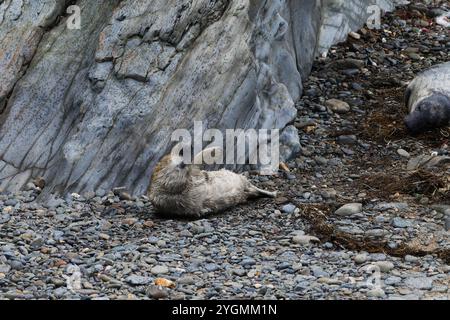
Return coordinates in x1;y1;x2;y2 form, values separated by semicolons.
151;152;193;193
150;144;221;193
404;93;450;135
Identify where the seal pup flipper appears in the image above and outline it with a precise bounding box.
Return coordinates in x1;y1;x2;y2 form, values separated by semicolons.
246;184;277;198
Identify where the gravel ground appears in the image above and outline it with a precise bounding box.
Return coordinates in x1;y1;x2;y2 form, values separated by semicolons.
0;1;449;300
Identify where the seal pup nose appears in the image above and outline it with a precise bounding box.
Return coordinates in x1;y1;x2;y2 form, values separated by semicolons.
404;112;425;135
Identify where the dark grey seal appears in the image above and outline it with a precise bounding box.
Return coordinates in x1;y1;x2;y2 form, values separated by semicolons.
404;62;450;134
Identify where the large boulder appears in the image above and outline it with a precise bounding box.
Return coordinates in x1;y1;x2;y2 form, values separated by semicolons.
0;0;395;196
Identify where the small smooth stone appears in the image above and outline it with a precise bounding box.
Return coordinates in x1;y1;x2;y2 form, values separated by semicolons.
99;233;110;240
281;203;297;214
365;229;387;237
125;275;152;285
204;263;220;272
0;214;10;223
404;277;433;290
311;266;329;278
354;254;368;264
374;202;409;211
4;199;18;206
349;31;361;39
178;276;196;285
151;265;169;275
370;253;386;261
374;261;394;272
2;206;13;214
146;285;168;299
404;255;419;263
325;99;351;113
54;287;67;298
397;149;410;158
0;264;11;273
335;203;362;216
337;135;357;145
241;258;256;267
385;276;402;286
367;288;385;298
31;238;44;250
292;235;320;245
392;217;413;228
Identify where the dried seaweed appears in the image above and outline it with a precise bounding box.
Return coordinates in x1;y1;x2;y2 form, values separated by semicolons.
296;203;450;264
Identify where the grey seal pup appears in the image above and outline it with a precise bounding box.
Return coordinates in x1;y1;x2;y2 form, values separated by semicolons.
148;146;277;218
404;62;450;134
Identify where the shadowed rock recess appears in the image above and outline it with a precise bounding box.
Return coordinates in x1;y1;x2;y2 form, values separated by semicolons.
0;0;396;196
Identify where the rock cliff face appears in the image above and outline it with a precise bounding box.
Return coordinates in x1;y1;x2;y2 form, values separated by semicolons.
0;0;395;196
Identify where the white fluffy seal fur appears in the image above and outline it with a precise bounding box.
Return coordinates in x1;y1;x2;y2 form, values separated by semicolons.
148;147;277;218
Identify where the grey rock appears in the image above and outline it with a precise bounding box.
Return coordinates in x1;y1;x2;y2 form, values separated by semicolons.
282;203;297;214
374;202;409;211
125;275;152;286
30;238;44;250
338;135;358;145
397;149;410;158
337;135;357;145
317;0;397;54
369;253;387;261
53;230;64;240
374;261;395;272
404;277;433;290
178;276;196;285
240;258;256;267
432;205;450;214
0;264;11;273
232;269;246;276
8;260;24;270
53;287;67;298
365;229;388;237
279;126;301;162
151;265;169;275
0;214;11;223
388;294;421;300
367;288;385;298
205;263;220;272
404;255;419;263
384;276;402;286
146;285;168;299
148;236;159;244
292;235;320;245
330;58;365;70
325;99;351;113
179;230;193;237
354;254;368;264
4;199;18;206
44;196;65;209
335;203;362;216
311;266;329;278
392;217;413;228
407;155;450;171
